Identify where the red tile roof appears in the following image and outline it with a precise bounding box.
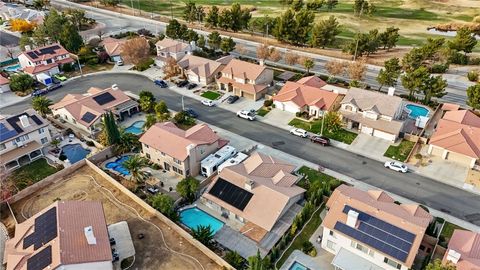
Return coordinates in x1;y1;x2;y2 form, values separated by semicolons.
443;230;480;270
273;81;340;110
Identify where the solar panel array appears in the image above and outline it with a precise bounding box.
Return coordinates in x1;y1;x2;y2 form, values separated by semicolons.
93;92;116;105
27;245;52;270
208;178;253;211
30;115;43;125
6;113;27;133
0;123;18;142
26;45;61;60
23;207;58;250
81;112;97;123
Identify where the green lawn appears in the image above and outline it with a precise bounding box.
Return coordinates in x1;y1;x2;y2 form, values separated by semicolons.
256;108;270;117
440;221;465;240
201;91;221;100
9;158;61;190
288;118;358;145
383;140;415;162
297;166;339;188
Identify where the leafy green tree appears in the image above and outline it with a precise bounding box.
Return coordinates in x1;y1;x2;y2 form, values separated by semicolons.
225;251;245;270
378;27;399;51
218;8;232;30
401;47;425;72
144;114;157;129
33;0;48;10
176;177;199;203
183;1;197;23
31;96;52;117
173;111;195;126
208;31;221;50
149;193;177;220
43;9;65;42
420;74;447;104
294;9;315;45
192;225;214;247
196;6;205;23
401;66;430;100
63;8;90;30
100;0;119;7
448;27;478;55
309;15;340;48
122;155;149;184
50;139;60;150
467;83;480;110
354;0;375;16
101;111;121;146
166;19;182;39
197;35;206;49
220;37;236;53
116;130;141;154
185;29;199;43
325;0;338;10
9;74;34;92
306;0;323;11
247;250;265;270
60;23;83;53
426;259;456;270
302;57;315;74
376;57;401;90
205;6;219;28
154;101;170;121
273;9;296;43
247;15;276;35
290;0;304;11
344;29;379;57
139;91;155;112
229;3;251;32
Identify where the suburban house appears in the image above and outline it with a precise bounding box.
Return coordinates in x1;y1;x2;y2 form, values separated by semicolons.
18;43;74;81
273;76;342;118
0;3;45;24
155;38;192;65
49;86;139;135
0;109;51;171
0;75;10;93
428;109;480;168
100;37;126;62
201;152;305;257
177;55;223;84
339;88;405;142
140;122;228;177
442;229;480;270
3;201;113;270
321;185;433;270
217;59;274;101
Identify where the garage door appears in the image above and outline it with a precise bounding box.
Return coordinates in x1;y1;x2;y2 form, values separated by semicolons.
361;126;373;135
242;91;254;100
373;129;396;141
429;145;444;157
445;151;475;167
283;102;300;114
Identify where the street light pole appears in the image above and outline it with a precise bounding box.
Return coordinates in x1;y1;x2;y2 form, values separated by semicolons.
75;55;83;77
181;96;185;111
320;112;325;136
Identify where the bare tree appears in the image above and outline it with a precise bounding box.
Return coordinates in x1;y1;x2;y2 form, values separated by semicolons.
267;47;282;62
285;51;300;66
120;37;150;66
5;46;16;60
163;57;179;79
235;44;248;56
256;44;270;65
97;29;106;40
325;60;345;79
347;58;367;82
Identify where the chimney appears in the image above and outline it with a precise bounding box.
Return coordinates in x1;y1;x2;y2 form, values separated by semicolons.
346;209;359;228
84;226;97;245
111;84;119;90
25;45;31;51
19;115;30;128
446;249;461;264
387;87;395;96
244;179;254;191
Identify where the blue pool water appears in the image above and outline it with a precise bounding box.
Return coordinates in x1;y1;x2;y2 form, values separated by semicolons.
289;262;308;270
105;155;131;175
61;144;91;164
405;104;429;119
125;120;146;135
4;64;21;72
180;207;224;234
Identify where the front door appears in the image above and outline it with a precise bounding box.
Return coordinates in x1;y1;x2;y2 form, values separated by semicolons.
164;162;170;171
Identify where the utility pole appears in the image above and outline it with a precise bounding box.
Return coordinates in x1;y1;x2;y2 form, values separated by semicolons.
353;4;365;61
130;0;135;16
75;55;83;77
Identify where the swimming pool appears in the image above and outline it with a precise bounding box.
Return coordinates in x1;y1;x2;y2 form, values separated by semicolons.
405;104;429;119
125;120;145;135
3;64;21;72
289;261;309;270
105;155;131;175
180;207;224;234
61;144;91;164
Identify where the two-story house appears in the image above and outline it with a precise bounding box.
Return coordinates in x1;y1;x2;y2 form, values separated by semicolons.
217;59;274;101
321;185;433;270
0;109;51;171
339;88;405;142
139;122;228;177
155;38;192;66
49;86;139;135
177;55;224;84
18;43;74;81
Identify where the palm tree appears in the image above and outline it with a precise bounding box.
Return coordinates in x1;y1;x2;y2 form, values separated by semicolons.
303;57;315;75
248;250;265;270
32;96;53;117
115;129;140;154
225;251;245;270
191;225;214;247
144;114;157;130
122;154;149;185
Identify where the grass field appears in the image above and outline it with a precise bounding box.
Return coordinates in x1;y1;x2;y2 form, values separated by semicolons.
200;90;221;100
8;158;61;190
384;140;415;162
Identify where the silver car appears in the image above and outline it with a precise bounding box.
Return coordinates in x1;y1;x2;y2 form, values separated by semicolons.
384;161;408;173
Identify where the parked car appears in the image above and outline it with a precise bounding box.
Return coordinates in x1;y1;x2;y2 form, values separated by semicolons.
185;108;198;118
201;99;215;107
226;95;239;104
290;128;308;138
147;187;159;194
384;161;408;173
237;110;255;121
116;59;124;66
53;74;67;82
46;83;63;92
176;80;189;87
154;79;168;88
310;135;330;146
31;88;48;97
186;83;197;90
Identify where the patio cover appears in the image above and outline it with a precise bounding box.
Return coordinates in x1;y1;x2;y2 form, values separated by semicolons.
277;71;295;81
0;141;42;165
332;248;384;270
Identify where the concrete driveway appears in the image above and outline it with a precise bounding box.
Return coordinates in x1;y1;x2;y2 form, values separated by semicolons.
412;156;469;189
217;95;263;114
259;109;294;129
108;221;135;270
348;134;392;161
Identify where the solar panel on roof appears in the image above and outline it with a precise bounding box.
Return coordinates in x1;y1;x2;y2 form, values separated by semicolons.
81;112;97;123
93;92;116;105
38;45;60;55
30;115;43;125
208;178;253;211
0;123;18;142
27;245;52;270
27;51;38;59
6;113;28;133
23;207;57;250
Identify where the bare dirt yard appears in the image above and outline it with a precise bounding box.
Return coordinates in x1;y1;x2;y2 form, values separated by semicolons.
2;165;221;270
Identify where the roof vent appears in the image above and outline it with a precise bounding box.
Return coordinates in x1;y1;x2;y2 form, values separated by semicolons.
245;179;254;191
25;45;31;51
346;209;359;228
19;115;30;128
446;249;461;264
84;226;97;245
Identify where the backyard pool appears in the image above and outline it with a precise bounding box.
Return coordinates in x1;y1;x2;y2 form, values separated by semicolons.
125;120;145;135
289;262;309;270
405;104;429;119
105;155;131;175
61;144;91;164
3;64;21;72
180;207;224;234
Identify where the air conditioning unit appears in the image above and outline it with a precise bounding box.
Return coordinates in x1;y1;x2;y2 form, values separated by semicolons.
16;141;24;147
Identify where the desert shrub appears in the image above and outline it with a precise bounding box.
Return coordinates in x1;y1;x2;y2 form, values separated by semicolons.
467;71;479;82
264;99;273;107
430;64;449;74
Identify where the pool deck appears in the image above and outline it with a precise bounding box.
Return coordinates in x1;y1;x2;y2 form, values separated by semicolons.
120;113;147;129
44;135;98;168
280;250;325;270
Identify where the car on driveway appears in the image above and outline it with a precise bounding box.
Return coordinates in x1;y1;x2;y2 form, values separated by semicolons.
154;79;168;88
201;99;215;107
116;59;124;66
53;74;67;82
226;95;239;104
384;161;408;173
177;80;189;87
185;108;198;118
147;187;159;194
236;110;255;121
290;128;308;138
186;83;197;90
310;135;330;146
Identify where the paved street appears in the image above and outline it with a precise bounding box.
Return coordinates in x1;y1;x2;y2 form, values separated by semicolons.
0;31;19;47
2;73;480;225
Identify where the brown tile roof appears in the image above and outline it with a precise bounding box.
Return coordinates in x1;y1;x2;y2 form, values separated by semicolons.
4;201;112;270
21;43;70;62
273;81;340;110
322;185;432;267
178;55;223;79
217;76;268;94
220;59;268;81
443;230;480;270
430;110;480;159
139;122;222;161
0;75;9;85
341;111;404;135
155;38;190;53
296;76;327;88
101;37;126;56
203;152;305;231
341;88;403;118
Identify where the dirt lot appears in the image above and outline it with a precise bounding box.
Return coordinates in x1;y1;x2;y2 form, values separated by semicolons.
2;165;221;270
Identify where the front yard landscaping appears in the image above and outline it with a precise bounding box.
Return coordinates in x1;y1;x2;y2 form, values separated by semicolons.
256;107;270;117
296;166;340;188
288;118;358;145
383;140;415;161
200;91;221;100
8;158;61;190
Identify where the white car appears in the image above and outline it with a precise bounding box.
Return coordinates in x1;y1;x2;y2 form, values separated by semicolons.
384;161;408;173
116;59;124;66
201;100;215;107
290;128;308;138
236;110;255;121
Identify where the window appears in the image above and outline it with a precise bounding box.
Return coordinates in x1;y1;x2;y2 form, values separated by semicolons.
0;143;5;150
173;158;182;165
16;134;29;142
384;258;401;270
329;230;335;237
326;240;335;250
146;153;151;159
172;166;183;175
144;143;149;148
40;137;48;144
38;128;45;134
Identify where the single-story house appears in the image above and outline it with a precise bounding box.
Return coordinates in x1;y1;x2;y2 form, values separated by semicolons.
100;37;126;62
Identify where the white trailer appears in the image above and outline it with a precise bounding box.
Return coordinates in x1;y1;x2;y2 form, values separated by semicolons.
200;145;237;177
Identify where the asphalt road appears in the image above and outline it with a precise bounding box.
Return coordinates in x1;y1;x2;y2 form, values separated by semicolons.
3;73;480;225
0;31;20;47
